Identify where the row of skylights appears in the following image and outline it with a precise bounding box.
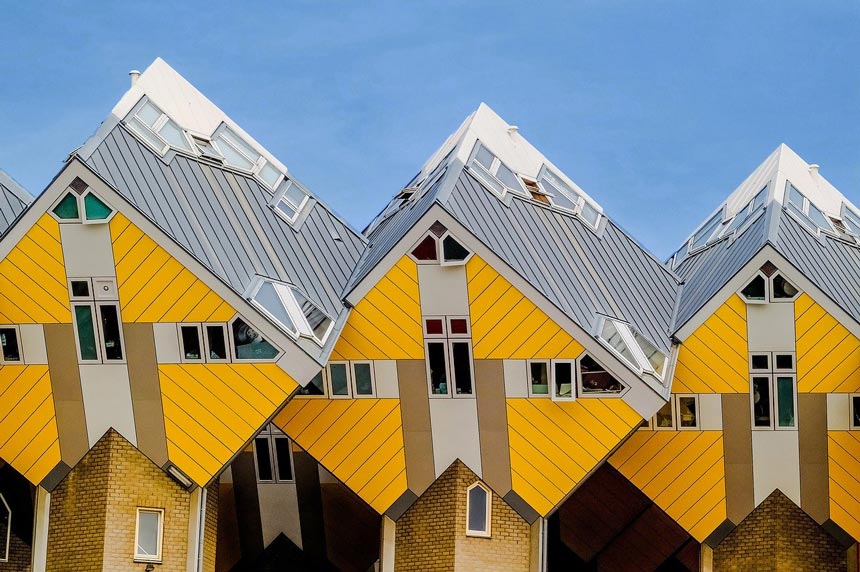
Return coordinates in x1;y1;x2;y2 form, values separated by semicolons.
248;278;334;346
466;143;602;230
596;317;668;381
126;98;311;225
784;183;833;234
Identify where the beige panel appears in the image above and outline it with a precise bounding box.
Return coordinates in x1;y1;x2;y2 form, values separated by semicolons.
59;222;116;277
258;483;303;549
746;303;795;351
79;364;137;447
152;322;181;363
20;324;48;364
475;360;512;495
374;360;400;398
699;394;723;431
44;324;89;466
381;516;396;572
722;393;754;523
752;430;800;505
429;398;482;477
503;359;528;398
124;322;169;466
417;264;469;316
827;394;850;431
396;360;435;495
798;394;829;524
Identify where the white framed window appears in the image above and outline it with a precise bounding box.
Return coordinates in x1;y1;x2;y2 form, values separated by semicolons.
270;179;310;224
840;204;860;237
770;273;800;302
738;271;769;304
229;316;281;361
50;189;115;224
675;395;699;430
126;99;193;155
203;324;230;362
0;326;23;364
467;142;526;199
688;210;724;252
653;399;674;430
723;186;768;238
178;324;204;363
466;482;491;538
212;124;283;190
851;394;860;430
352;361;376;397
298;369;327;397
751;374;797;430
247;278;334;346
327;362;352;398
424;316;474;398
70;278;125;364
439;233;473;266
527;360;550;397
536;166;601;229
178;323;230;363
409;231;472;266
785;182;834;234
595;317;668;380
254;424;295;483
425;339;451;397
552;360;576;400
134;508;164;563
0;493;9;563
577;354;625;396
410;233;441;264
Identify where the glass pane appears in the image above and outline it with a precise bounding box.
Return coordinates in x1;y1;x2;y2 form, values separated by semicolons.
442;235;470;262
751;354;769;370
678;397;697;428
222;129;260;162
53;193;80;220
232;318;279;360
83;194;112;222
495;162;524;194
752;187;767;210
579;355;623;394
467;486;488;533
852;396;860;428
425;319;444;336
0;328;20;362
777;376;795;428
330;364;349;396
428;342;448;395
449;319;468;335
205;326;227;360
253;282;296;334
255;437;273;481
99;305;123;360
180;326;201;361
353;363;374;395
545;181;578;211
554;362;573;398
474;146;495;170
136;511;160;557
752;377;771;427
600;320;637;367
632;330;667;376
75;305;98;360
655;401;673;428
691;213;721;249
258;162;281;188
276;200;298;221
283;181;308;209
158;120;191;151
291;288;332;343
580;202;600;226
808;203;831;230
775;354;793;370
411;236;438;261
772;275;798;299
275;438;293;481
137;102;161;127
301;371;326;396
530;362;549;396
451;342;472;395
127;117;168;152
470;162;505;196
787;185;803;208
843;210;860;235
741;275;766;301
214;134;255;170
71;280;90;298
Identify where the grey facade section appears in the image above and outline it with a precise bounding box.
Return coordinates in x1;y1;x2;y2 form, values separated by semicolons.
0;170;31;235
82;125;365;320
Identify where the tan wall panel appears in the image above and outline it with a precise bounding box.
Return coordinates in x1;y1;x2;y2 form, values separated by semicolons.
124;322;169;467
475;359;512;496
397;359;435;496
44;323;89;466
722;393;754;524
798;393;829;524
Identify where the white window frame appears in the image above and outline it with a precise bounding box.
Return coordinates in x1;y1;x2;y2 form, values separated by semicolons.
212;124;284;190
246;277;334;346
408;233;442;265
351;360;376;398
79;189;116;225
467;142;526;199
675;394;700;431
851;394;860;430
327;362;353;399
202;323;231;363
439;232;474;267
536;165;603;230
551;359;577;401
653;399;675;431
270;179;310;224
750;374;797;431
447;339;475;399
465;482;492;538
772;352;796;373
688;209;725;253
50;190;83;223
71;302;101;364
840;204;860;237
178;324;205;363
738;271;770;304
126;98;194;157
0;493;9;563
0;325;23;365
227;315;283;363
576;353;627;398
446;316;471;338
784;182;835;234
423;316;448;338
134;507;164;563
425;339;452;399
527;359;551;398
253;425;295;484
749;352;771;372
595;317;667;380
769;272;801;303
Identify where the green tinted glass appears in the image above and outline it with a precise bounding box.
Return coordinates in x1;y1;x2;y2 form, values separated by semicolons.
74;305;98;360
53;193;80;219
84;193;112;220
777;377;795;428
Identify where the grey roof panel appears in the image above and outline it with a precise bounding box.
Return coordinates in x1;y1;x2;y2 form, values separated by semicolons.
0;171;30;234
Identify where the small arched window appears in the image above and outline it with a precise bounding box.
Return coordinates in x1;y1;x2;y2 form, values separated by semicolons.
466;482;491;537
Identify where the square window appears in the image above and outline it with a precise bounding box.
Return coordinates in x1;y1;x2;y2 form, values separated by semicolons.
449;318;469;336
425;318;445;336
134;508;163;563
775;354;794;371
528;361;549;397
750;354;770;371
71;279;91;298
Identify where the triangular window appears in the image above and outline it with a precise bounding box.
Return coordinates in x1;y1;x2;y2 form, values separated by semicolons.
231;317;280;360
741;274;767;302
53;192;80;220
771;273;800;301
411;235;438;261
83;192;113;221
441;235;471;265
578;354;625;395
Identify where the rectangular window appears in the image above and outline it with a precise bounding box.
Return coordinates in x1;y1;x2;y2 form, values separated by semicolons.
775;376;796;429
553;361;574;400
528;360;550;397
134;508;164;563
98;304;123;361
204;324;229;361
852;395;860;429
254;425;294;483
352;361;375;397
676;395;699;429
274;436;294;482
426;341;449;396
0;327;22;363
71;278;124;364
254;436;274;481
466;483;491;538
654;400;674;430
179;325;204;362
450;341;473;396
425;315;474;398
752;376;772;428
73;304;99;362
329;362;351;397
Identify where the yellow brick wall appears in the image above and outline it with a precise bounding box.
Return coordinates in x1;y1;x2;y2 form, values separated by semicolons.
395;461;531;572
0;530;33;572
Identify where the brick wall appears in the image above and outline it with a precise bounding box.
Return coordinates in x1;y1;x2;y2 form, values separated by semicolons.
46;430;214;572
203;481;219;572
395;461;531;572
0;530;32;572
714;490;847;572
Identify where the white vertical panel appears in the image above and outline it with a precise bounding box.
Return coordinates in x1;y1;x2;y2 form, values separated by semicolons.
429;399;482;478
752;431;800;505
79;364;137;446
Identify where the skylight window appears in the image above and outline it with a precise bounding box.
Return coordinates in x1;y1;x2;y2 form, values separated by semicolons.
126;100;193;155
596;317;668;380
690;211;723;250
725;187;768;235
271;180;310;224
468;143;526;198
537;167;602;228
785;182;833;233
841;204;860;236
249;278;334;345
213;125;284;190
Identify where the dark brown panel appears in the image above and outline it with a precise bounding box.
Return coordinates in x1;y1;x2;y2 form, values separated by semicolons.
122;323;169;466
396;359;435;496
231;450;264;561
43;324;89;466
294;450;327;565
799;393;830;524
722;393;754;524
474;359;512;495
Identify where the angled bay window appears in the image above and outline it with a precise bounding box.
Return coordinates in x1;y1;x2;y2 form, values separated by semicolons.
213;125;283;189
725;186;768;235
248;278;334;345
578;354;624;395
689;211;724;251
230;317;280;360
536;167;602;228
468;142;526;198
271;179;310;224
596;317;667;380
126;99;193;155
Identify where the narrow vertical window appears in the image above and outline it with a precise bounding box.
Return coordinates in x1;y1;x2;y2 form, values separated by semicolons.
427;341;449;395
752;376;772;428
205;325;228;361
179;325;203;362
553;361;574;399
450;341;473;395
353;362;375;396
0;494;9;563
274;437;294;482
466;483;491;537
254;437;274;481
134;508;164;563
0;328;21;363
329;363;351;397
676;396;699;429
99;304;123;361
654;400;674;429
529;361;549;396
776;376;796;428
74;305;99;361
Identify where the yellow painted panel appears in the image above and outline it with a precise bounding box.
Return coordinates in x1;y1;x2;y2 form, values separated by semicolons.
109;214;236;323
331;256;423;360
796;297;860;393
0;366;61;484
276;398;408;514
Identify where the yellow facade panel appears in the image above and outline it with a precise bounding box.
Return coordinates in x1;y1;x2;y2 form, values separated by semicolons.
795;296;860;393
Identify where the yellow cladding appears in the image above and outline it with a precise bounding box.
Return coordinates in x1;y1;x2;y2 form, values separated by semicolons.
828;431;860;541
610;430;726;542
795;294;860;393
275;398;407;514
0;365;61;484
159;363;298;486
331;256;423;360
466;256;584;360
109;214;235;323
507;397;641;516
673;295;748;394
0;214;70;324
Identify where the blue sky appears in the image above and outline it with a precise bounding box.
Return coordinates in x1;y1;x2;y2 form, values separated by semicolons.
1;1;857;258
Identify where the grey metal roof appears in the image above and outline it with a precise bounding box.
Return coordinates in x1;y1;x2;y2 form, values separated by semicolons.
82;124;365;325
0;170;31;234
